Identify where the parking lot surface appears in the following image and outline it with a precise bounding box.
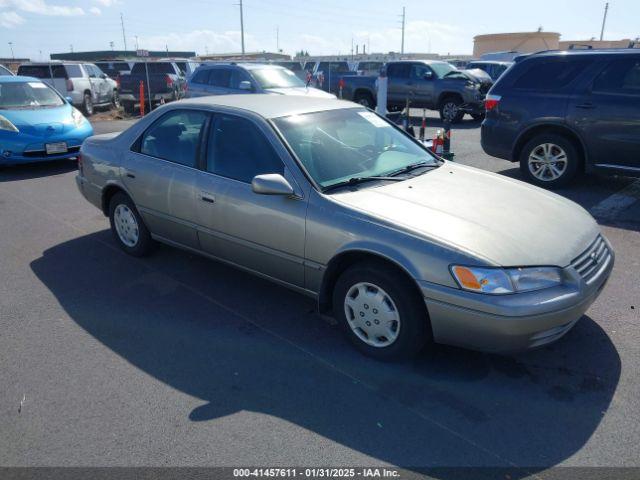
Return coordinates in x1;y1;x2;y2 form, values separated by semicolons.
1;114;639;471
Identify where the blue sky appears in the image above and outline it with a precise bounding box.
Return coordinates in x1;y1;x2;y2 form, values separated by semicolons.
1;0;639;60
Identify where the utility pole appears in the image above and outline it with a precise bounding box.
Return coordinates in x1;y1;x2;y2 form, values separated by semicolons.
120;13;128;51
8;42;14;60
109;41;114;51
238;0;245;57
600;2;609;41
400;6;406;55
135;35;139;50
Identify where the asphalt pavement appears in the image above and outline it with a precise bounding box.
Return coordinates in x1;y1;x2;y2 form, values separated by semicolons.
1;113;639;474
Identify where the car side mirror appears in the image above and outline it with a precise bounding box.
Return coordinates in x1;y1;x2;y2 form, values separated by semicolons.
423;71;434;80
100;73;108;79
239;80;253;91
251;174;294;196
65;96;73;104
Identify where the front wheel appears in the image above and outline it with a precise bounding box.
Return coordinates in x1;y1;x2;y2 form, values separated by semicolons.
108;192;155;256
353;92;375;109
519;133;580;189
333;261;431;360
439;97;464;123
111;90;121;109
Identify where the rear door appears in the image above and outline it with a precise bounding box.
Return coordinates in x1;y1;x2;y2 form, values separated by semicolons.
386;63;412;108
83;64;102;102
122;109;210;249
195;113;307;287
568;57;640;171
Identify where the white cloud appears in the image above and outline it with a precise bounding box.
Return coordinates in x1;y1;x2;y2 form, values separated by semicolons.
137;29;260;55
89;6;101;14
1;0;85;16
0;9;24;27
94;0;117;6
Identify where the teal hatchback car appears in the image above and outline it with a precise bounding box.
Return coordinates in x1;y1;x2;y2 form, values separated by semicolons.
0;76;93;165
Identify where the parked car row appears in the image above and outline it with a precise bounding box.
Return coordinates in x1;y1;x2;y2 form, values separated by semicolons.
17;62;119;115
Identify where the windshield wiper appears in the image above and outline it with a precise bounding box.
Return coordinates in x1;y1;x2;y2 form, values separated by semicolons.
323;175;405;192
387;161;439;177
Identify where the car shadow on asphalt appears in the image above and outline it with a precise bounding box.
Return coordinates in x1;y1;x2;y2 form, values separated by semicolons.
0;160;78;182
30;230;621;475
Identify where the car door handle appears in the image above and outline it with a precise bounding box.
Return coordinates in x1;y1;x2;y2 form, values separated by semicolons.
125;169;136;179
575;103;596;109
200;192;215;204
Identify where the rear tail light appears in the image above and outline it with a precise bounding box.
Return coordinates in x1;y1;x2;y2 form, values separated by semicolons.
66;79;74;91
485;94;501;111
165;74;174;87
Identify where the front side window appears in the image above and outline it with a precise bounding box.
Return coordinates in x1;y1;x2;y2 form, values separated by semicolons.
411;64;433;80
0;81;64;109
593;58;640;94
230;69;253;89
207;115;283;183
140;110;208;168
273;108;438;189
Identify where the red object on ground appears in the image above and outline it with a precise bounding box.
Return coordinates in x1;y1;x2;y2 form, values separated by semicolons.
139;81;145;117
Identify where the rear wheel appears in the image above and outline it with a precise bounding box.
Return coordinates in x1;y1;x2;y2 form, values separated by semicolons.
519;133;580;189
332;261;431;360
108;192;154;256
353;91;375;109
82;93;94;116
439;96;464;123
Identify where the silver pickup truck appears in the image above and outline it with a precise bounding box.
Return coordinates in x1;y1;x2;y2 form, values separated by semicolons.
340;60;493;123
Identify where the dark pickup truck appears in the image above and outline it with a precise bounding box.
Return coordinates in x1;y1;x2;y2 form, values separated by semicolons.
118;61;186;114
340;60;493;123
310;61;357;94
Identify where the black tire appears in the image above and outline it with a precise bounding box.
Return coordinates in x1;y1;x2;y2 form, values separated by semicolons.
471;113;485;121
519;133;581;189
439;96;464;123
353;91;375;109
82;93;94;116
108;192;155;257
123;101;135;115
111;90;121;109
332;260;431;361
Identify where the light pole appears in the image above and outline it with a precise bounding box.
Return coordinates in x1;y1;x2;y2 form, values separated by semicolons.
8;42;15;60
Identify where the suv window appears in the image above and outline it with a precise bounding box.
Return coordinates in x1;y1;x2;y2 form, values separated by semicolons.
17;65;67;79
191;69;210;84
593;58;640;94
207;115;283;183
84;64;97;78
132;62;175;75
387;63;411;79
64;64;83;78
513;60;588;90
140;110;208;168
410;63;432;80
208;68;231;88
230;69;252;89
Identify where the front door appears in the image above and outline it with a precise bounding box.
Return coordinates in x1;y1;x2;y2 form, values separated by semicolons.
409;63;436;108
568;57;640;171
122;109;209;249
195;113;307;287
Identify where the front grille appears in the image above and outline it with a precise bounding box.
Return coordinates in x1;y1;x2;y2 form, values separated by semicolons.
23;146;80;158
571;235;610;281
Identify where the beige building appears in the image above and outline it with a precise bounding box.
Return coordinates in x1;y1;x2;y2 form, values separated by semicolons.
473;32;560;57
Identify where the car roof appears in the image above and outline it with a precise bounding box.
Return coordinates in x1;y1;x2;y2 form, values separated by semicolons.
0;75;42;83
528;48;640;58
176;94;358;119
199;62;284;70
468;60;513;65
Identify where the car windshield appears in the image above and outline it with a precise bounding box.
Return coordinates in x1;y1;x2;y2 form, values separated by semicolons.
273;108;439;189
252;68;305;88
0;81;64;109
429;62;457;78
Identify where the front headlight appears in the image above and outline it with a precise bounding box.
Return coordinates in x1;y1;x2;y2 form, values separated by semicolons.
465;81;479;90
0;114;19;132
71;107;87;128
451;265;562;294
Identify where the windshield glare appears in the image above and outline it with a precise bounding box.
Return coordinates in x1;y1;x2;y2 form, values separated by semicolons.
252;68;304;88
273;108;438;189
430;62;457;78
0;81;64;109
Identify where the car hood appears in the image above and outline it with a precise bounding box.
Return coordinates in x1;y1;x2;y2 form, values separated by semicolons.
1;104;75;134
264;86;336;98
331;162;599;267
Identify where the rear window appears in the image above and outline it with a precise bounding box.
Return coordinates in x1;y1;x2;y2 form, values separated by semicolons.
593;58;640;94
131;62;175;75
512;60;588;90
317;62;350;73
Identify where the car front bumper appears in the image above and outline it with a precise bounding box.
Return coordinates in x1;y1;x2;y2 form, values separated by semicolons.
419;236;614;353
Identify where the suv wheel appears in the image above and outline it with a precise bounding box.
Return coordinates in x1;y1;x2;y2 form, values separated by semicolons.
82;93;94;116
439;96;464;123
519;133;580;188
108;192;154;256
332;261;431;360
